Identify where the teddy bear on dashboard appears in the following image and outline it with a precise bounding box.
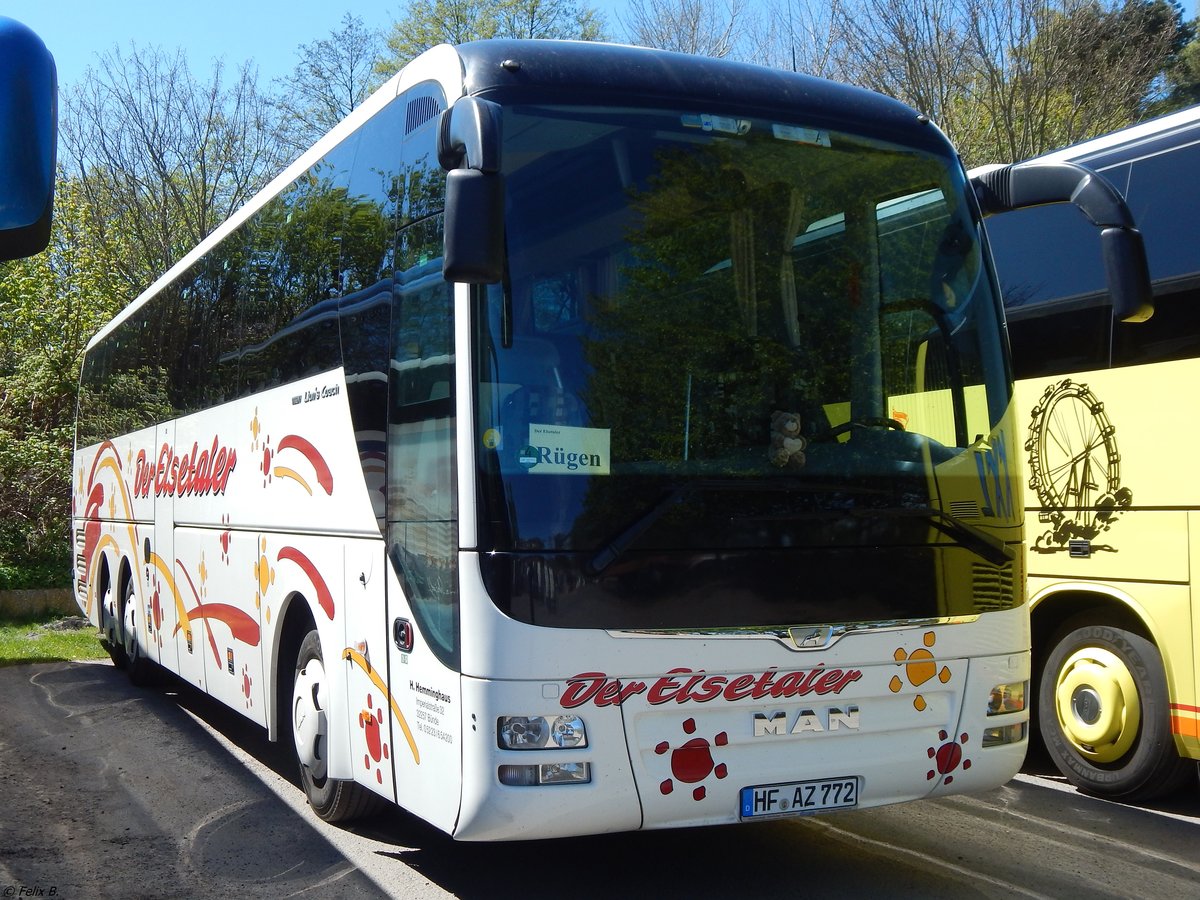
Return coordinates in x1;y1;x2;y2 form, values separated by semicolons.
768;410;807;469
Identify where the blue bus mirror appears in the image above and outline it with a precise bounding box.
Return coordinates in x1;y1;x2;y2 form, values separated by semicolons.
439;97;504;284
443;168;504;284
1099;226;1153;323
972;161;1153;324
0;16;57;262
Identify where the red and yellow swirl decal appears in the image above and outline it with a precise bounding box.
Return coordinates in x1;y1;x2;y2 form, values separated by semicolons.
274;435;333;496
342;647;420;764
276;546;335;620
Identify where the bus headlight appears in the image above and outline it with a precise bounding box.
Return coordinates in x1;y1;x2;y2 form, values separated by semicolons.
987;681;1026;715
498;715;588;750
983;680;1028;747
498;762;592;786
982;722;1027;747
549;715;586;748
498;715;546;748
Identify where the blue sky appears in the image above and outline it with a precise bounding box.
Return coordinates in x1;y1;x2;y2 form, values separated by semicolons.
5;0;1197;91
3;1;632;89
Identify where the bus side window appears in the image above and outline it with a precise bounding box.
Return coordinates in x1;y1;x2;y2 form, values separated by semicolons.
236;136;359;395
990;203;1113;379
1006;299;1111;379
387;85;459;670
1112;289;1200;367
1107;141;1200;368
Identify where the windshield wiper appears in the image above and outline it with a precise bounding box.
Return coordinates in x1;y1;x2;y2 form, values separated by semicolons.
588;482;697;575
873;507;1015;567
588;478;765;575
588;480;1013;575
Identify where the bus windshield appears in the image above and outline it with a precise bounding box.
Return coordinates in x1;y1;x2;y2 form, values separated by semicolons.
474;103;1013;629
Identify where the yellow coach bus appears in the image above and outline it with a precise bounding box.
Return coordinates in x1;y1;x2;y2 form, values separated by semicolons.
983;106;1200;799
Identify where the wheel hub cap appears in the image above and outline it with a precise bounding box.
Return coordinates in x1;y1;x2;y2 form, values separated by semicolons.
1071;686;1102;726
123;595;138;659
1054;645;1140;763
292;658;329;779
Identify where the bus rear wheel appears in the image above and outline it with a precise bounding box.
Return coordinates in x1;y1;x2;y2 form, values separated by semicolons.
291;629;383;822
1039;618;1194;800
99;574;128;670
117;574;152;685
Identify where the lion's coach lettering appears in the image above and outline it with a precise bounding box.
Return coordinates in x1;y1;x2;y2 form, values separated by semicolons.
560;666;864;709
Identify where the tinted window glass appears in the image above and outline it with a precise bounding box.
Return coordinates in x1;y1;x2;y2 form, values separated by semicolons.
237;135;359;394
475;103;1014;629
1006;297;1111;379
173;248;243;412
77;305;175;446
339;96;408;527
1112;287;1200;367
1098;141;1200;286
987;204;1108;309
386;85;456;667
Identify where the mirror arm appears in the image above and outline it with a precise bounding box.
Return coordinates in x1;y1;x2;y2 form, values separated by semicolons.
437;97;502;174
973;160;1131;227
972;161;1152;323
438;96;505;285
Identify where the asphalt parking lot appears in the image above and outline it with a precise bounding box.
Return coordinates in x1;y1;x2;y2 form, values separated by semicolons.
0;660;387;898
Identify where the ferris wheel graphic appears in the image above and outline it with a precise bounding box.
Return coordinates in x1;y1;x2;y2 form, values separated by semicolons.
1025;379;1132;552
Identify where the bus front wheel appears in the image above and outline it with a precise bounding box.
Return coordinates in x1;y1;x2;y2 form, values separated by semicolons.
291;629;383;822
1039;618;1193;800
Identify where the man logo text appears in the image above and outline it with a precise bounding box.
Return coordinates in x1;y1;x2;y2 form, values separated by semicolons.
753;706;860;737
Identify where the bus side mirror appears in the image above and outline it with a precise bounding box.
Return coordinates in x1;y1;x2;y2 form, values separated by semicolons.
972;161;1153;323
1099;226;1153;323
438;96;503;284
0;17;57;262
444;168;504;284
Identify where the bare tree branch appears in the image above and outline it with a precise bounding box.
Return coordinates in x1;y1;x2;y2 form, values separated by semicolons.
621;0;748;58
59;44;286;290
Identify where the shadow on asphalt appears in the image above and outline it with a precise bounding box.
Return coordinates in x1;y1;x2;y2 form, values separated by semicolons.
78;660;1200;900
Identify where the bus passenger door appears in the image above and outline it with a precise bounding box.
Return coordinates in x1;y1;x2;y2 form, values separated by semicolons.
382;554;463;834
342;538;399;802
149;422;181;678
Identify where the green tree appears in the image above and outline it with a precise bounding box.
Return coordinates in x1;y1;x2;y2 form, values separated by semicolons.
1151;14;1200;112
969;0;1190;161
834;0;1189;167
0;177;128;587
379;0;607;73
274;13;389;156
60;44;287;293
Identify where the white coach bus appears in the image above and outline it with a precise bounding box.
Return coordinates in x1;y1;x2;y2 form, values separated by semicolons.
72;39;1146;840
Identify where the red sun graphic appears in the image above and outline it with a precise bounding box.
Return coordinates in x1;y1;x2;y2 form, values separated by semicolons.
241;663;253;709
655;717;728;801
359;694;390;785
260;443;274;486
150;582;164;648
927;730;972;784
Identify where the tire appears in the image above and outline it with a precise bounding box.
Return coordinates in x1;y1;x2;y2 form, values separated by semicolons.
118;574;153;686
99;572;128;670
1038;618;1194;800
291;629;384;823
